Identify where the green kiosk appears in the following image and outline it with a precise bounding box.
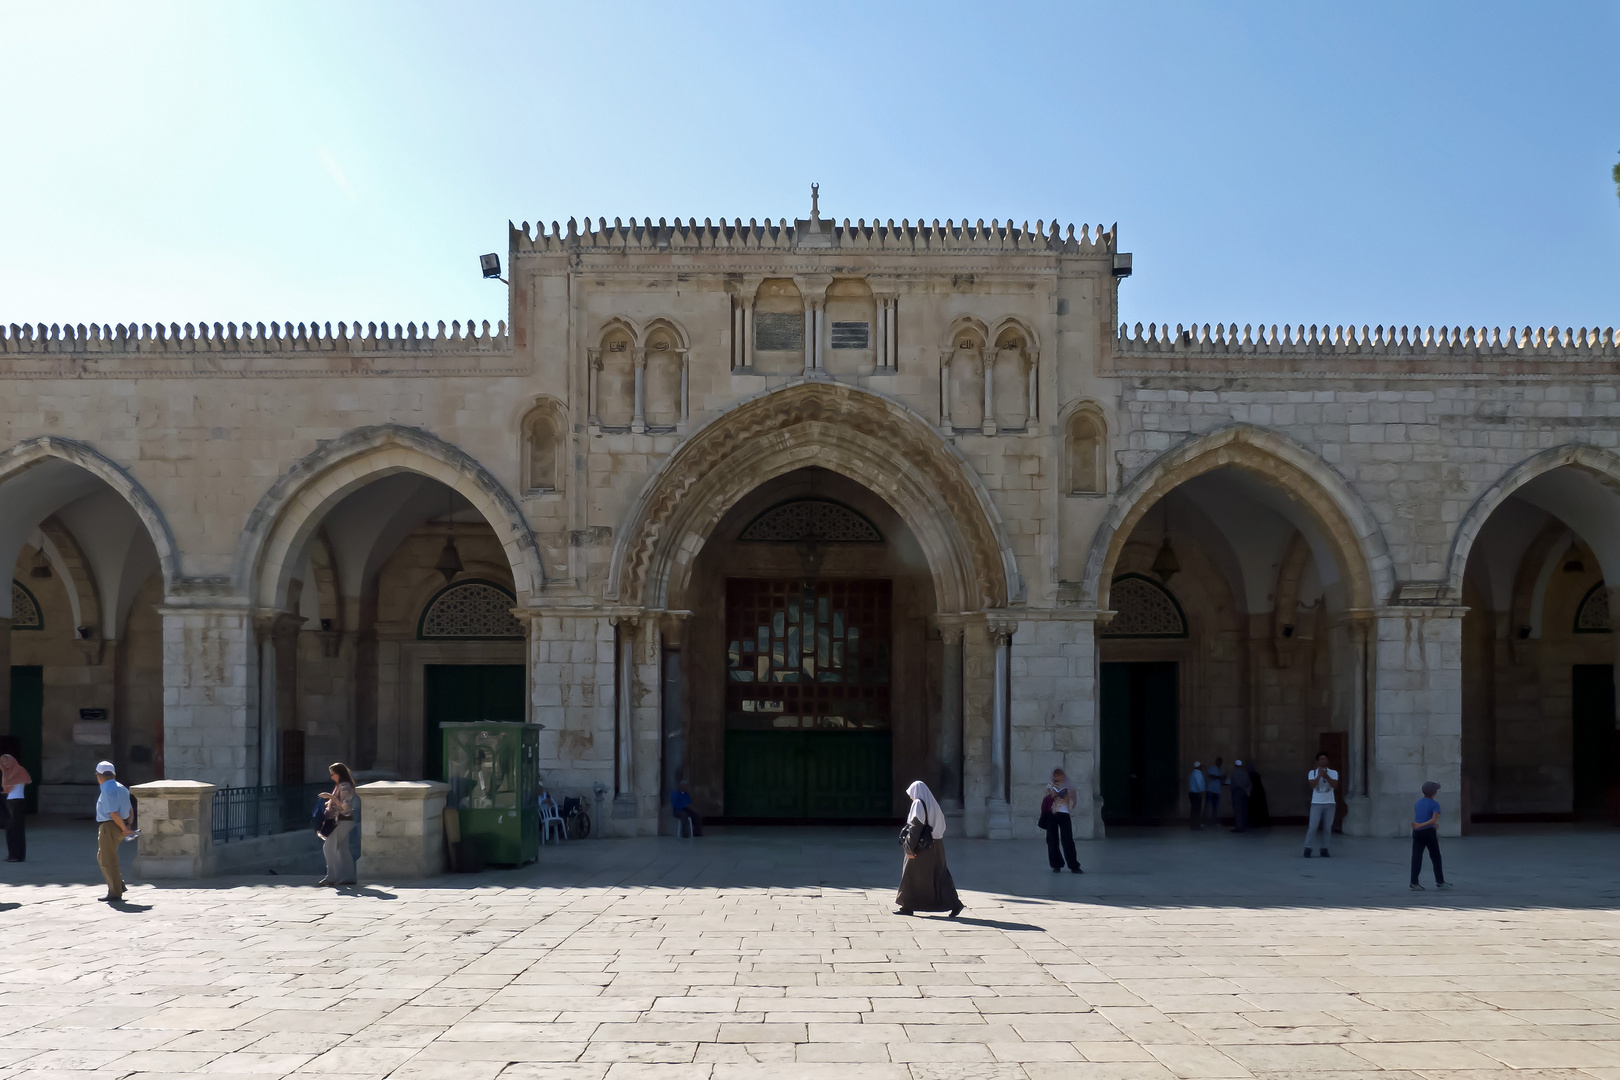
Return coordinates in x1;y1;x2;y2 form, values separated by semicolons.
441;721;542;866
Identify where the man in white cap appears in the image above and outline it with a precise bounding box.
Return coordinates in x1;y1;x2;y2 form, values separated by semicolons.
93;761;132;902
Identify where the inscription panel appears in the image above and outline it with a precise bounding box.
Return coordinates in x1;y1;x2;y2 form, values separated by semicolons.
831;322;870;349
755;312;804;352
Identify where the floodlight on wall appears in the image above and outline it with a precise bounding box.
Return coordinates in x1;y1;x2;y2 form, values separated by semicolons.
480;253;508;284
1112;252;1133;279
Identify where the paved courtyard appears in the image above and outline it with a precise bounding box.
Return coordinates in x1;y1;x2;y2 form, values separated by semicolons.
4;821;1620;1080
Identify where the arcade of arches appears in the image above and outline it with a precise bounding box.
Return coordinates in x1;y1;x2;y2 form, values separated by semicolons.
4;208;1618;840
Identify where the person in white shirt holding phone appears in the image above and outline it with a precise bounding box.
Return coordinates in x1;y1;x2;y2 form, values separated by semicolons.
1304;752;1338;858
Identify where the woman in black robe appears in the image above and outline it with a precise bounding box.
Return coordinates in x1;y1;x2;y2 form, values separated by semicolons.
895;780;962;917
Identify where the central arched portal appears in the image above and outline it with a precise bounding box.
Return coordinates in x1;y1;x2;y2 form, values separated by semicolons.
612;381;1018;831
681;468;936;822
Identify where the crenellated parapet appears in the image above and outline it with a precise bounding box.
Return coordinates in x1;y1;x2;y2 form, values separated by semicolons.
511;216;1116;256
1113;320;1620;375
0;318;508;356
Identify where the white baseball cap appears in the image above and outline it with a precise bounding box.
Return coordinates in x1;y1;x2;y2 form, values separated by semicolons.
95;760;116;775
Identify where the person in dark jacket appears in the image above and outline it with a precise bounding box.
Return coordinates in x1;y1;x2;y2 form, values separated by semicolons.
894;781;961;918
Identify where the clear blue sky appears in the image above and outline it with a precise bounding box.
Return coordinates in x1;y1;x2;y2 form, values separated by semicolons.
3;2;1616;331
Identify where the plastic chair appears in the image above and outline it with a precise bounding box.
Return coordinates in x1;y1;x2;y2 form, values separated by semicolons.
540;801;566;844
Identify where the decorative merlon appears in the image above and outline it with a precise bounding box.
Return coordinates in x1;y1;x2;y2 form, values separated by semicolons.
1;318;508;357
511;217;1117;256
1116;320;1619;360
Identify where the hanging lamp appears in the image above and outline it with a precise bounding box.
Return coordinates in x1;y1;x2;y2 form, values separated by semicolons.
1562;541;1585;574
1151;500;1180;583
435;492;464;584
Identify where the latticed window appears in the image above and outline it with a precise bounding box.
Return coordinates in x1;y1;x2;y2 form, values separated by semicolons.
738;500;882;544
1100;573;1188;639
417;580;524;640
725;579;891;730
10;580;42;631
1575;582;1611;633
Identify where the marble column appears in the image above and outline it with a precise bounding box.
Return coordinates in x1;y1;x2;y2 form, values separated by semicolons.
158;600;258;788
631;349;647;434
1366;605;1465;836
935;618;964;808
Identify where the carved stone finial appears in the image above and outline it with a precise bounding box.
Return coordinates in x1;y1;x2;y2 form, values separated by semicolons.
810;182;820;220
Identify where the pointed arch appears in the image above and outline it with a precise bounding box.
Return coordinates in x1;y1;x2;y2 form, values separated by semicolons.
608;380;1019;612
0;436;180;589
988;316;1041;356
941;315;989;349
235;424;544;610
1081;424;1393;611
1447;443;1620;602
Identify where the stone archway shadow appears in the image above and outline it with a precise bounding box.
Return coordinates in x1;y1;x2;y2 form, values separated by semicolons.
233;424;545;610
1080;424;1395;611
1445;442;1620;603
606;380;1020;613
0;435;182;588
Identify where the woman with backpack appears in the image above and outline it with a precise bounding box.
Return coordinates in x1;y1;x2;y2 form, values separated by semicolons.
318;762;358;887
1040;767;1083;873
894;780;961;918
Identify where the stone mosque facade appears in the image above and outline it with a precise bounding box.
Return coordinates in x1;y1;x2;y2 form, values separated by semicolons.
4;198;1619;840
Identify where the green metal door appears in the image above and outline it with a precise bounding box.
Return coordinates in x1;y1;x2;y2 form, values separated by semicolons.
723;579;893;821
1572;664;1615;816
1100;661;1179;823
723;730;893;820
7;667;42;814
422;665;525;781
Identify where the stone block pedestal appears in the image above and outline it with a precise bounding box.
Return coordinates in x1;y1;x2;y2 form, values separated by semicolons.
356;781;448;880
128;781;217;878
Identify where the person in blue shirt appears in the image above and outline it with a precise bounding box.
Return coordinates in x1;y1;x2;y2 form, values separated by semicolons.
671;785;702;836
1409;781;1451;890
93;761;133;902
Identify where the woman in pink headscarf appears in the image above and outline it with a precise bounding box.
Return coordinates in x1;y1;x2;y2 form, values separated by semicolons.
1;754;30;862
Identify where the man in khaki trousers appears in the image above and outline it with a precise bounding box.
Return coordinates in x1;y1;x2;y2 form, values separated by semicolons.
93;761;132;902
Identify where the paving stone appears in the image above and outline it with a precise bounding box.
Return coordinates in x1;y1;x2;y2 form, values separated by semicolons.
5;829;1620;1080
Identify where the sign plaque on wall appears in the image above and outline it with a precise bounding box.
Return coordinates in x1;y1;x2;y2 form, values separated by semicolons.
74;708;112;746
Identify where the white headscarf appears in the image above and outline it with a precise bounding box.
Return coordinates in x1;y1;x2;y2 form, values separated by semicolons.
906;780;945;839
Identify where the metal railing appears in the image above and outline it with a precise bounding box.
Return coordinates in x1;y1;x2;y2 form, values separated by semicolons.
211;783;327;844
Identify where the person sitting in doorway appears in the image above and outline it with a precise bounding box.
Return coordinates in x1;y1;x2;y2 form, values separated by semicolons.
671;786;703;836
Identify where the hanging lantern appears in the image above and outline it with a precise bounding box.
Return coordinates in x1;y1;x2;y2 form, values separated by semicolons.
435;535;464;584
30;548;51;579
1562;542;1585;574
1151;536;1180;583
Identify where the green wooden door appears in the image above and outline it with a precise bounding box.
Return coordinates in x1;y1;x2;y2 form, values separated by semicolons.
724;730;893;820
723;579;893;821
423;665;525;781
1100;661;1179;823
8;667;43;814
1571;664;1615;816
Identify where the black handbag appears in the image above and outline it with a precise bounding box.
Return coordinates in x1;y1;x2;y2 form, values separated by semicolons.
898;819;934;855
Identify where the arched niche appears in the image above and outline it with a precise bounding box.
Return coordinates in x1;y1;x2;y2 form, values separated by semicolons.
1064;403;1107;495
823;278;875;376
643;320;686;431
990;323;1035;432
752;278;804;375
521;398;565;494
942;322;987;433
593;321;636;430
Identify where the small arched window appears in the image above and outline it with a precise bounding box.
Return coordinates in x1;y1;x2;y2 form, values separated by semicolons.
522;402;563;493
10;579;43;631
1066;406;1106;494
